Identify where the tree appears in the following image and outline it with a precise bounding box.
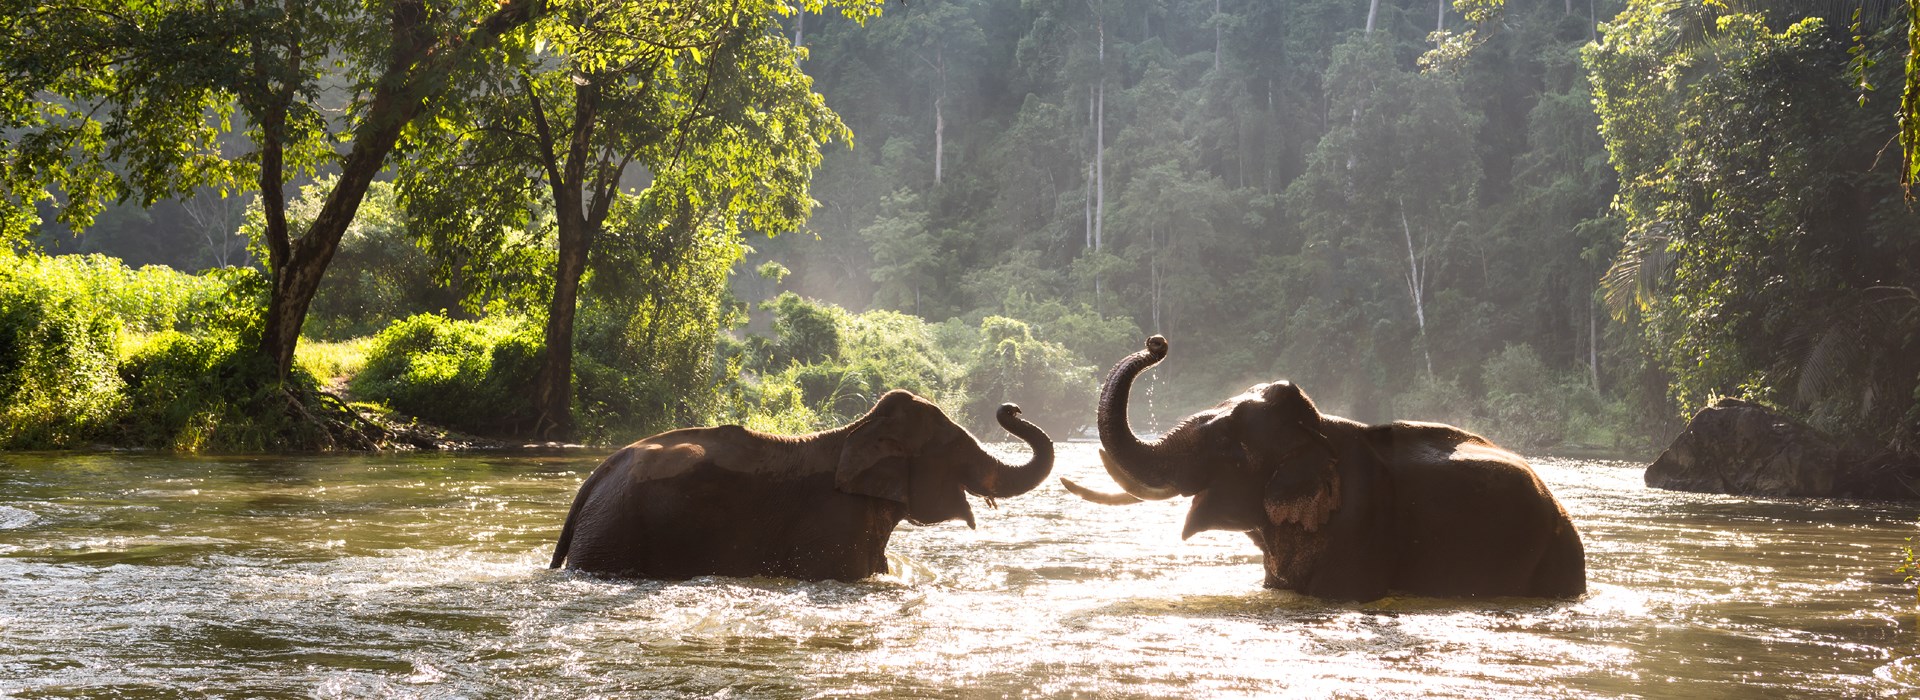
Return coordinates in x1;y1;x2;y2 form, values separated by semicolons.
2;0;549;385
869;0;986;185
400;0;872;437
1589;0;1920;451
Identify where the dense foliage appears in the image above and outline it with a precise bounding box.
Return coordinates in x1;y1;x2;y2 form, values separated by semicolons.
716;292;1091;438
0;250;356;450
5;0;1916;456
753;0;1642;450
1589;1;1920;452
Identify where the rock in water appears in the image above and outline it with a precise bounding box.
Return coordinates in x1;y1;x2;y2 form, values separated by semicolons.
1645;398;1920;499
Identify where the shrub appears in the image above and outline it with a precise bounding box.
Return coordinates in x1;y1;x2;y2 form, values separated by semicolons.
1391;374;1476;429
350;314;542;436
1478;343;1567;451
715;297;972;432
960;316;1095;439
761;292;845;368
108;267;363;451
117;330;302;451
0;250;237;448
1002;293;1142;368
0;260;125;447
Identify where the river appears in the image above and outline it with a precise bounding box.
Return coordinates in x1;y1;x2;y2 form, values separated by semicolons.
1;443;1916;697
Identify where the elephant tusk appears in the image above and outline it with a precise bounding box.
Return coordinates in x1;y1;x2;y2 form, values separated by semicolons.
1060;477;1144;505
1098;448;1183;500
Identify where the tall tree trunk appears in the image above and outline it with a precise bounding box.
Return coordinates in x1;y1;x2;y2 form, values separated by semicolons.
1400;201;1433;378
1436;0;1445;37
794;9;804;47
262;98;418;380
1366;0;1381;34
529;79;604;440
1589;291;1600;389
1214;0;1223;72
1094;17;1106;255
1085;86;1095;250
933;45;945;185
536;213;590;439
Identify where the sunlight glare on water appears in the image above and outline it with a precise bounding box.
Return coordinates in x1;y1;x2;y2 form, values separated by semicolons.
1;444;1917;697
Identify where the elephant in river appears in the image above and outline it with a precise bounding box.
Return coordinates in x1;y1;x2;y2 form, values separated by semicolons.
1062;335;1586;601
550;390;1054;581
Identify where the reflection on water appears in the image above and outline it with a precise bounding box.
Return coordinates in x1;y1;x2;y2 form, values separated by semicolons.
1;445;1916;697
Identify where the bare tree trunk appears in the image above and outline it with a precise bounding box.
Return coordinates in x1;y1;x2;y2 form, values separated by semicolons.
1214;0;1223;72
1093;17;1107;302
1149;227;1160;330
794;9;805;47
527;77;610;441
933;46;945;185
1436;0;1445;37
1589;292;1600;389
1085;86;1095;250
1366;0;1381;34
1400;200;1433;378
183;190;246;268
1094;18;1106;256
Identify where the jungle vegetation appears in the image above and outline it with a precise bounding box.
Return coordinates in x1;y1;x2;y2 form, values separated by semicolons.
2;0;1916;457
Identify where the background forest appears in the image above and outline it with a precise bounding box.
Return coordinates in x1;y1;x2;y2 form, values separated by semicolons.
4;0;1918;457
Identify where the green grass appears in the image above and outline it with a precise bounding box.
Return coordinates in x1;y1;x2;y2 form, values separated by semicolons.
297;337;375;387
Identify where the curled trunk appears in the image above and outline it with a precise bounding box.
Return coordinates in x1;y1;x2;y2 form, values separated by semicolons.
963;404;1055;498
1094;335;1183;500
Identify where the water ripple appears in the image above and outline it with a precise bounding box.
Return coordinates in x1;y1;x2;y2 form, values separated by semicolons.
0;449;1916;697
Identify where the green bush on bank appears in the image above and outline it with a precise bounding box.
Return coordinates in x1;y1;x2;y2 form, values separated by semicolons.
1384;343;1639;454
350;314;542;436
960;316;1095;439
0;255;126;446
716;295;1096;439
0;250;351;451
116;328;340;452
0;250;230;448
718;294;963;431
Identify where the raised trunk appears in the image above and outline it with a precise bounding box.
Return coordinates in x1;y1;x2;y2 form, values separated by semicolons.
1094;335;1182;499
963;404;1056;498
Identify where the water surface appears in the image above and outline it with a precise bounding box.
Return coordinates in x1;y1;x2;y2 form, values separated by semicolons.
1;444;1916;697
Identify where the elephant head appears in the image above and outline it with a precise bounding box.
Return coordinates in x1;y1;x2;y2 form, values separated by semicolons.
1069;335;1346;539
838;390;1055;527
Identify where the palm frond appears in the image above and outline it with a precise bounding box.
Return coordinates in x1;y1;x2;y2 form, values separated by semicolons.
1601;222;1672;321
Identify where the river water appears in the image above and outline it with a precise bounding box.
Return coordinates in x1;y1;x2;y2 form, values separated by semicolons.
1;443;1916;698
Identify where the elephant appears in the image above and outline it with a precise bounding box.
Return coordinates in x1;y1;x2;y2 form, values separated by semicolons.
1062;335;1586;601
549;390;1053;581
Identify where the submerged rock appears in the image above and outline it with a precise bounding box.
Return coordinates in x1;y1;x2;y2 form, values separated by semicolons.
1645;398;1920;500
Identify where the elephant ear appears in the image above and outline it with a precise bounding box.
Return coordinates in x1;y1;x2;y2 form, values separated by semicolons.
836;416;910;503
1261;422;1341;533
